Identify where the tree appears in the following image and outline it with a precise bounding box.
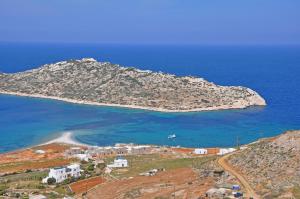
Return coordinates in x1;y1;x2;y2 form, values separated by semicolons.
87;164;95;172
47;177;56;185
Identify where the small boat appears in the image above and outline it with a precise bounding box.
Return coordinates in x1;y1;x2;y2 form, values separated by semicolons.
168;134;176;139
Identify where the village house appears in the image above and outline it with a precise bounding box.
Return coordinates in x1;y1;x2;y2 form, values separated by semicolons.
35;149;46;154
29;194;47;199
114;146;128;155
64;147;83;156
206;188;229;198
92;147;115;157
194;148;208;155
107;156;128;168
85;144;153;158
98;147;113;156
42;163;81;183
217;148;236;155
73;153;91;162
128;145;152;155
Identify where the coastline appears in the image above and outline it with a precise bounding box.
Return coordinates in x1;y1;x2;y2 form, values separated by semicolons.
41;132;88;146
0;91;265;113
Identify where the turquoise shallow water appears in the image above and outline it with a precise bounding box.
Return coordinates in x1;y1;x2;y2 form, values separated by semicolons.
0;44;300;153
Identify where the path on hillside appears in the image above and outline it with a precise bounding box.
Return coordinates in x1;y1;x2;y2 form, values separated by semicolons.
217;152;260;199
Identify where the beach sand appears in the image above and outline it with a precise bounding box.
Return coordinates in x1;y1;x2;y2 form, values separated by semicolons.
43;132;87;146
0;91;265;113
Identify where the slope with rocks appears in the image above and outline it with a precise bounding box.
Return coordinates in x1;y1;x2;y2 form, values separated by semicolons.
0;58;266;112
229;130;300;198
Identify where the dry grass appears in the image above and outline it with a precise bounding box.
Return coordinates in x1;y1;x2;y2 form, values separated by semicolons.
0;158;76;173
0;143;76;174
87;168;214;199
106;154;216;178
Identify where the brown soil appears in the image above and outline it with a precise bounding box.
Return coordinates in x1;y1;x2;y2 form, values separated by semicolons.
70;176;105;195
170;147;220;155
86;168;213;199
170;147;194;154
0;144;73;174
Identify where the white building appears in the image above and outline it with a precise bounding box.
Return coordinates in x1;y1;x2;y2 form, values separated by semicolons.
35;150;46;154
107;156;128;168
65;147;83;156
128;145;152;154
194;148;208;155
217;148;236;155
73;154;91;162
42;163;81;183
113;146;128;155
29;195;47;199
206;188;229;198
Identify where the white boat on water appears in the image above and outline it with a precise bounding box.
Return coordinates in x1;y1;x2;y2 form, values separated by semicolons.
168;134;176;139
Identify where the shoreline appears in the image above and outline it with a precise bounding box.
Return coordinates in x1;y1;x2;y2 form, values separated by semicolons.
41;132;88;146
0;91;264;113
2;130;267;155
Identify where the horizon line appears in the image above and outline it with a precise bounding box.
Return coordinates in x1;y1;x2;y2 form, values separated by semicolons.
1;40;300;47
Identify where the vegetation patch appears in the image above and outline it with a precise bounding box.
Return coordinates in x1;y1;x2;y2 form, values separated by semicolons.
107;154;216;178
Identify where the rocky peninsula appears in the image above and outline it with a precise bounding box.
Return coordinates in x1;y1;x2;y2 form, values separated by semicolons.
0;58;266;112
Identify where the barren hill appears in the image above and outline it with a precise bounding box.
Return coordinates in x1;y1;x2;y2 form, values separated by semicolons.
229;130;300;198
0;58;266;112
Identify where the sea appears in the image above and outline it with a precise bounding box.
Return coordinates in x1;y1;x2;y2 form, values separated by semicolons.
0;43;300;153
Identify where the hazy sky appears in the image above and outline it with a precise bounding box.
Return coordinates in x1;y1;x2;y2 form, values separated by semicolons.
0;0;299;45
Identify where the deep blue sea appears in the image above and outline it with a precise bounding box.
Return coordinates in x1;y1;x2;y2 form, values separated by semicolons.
0;43;300;153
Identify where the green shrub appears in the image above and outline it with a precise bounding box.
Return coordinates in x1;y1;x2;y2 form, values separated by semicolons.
0;184;8;195
87;164;95;172
47;177;56;185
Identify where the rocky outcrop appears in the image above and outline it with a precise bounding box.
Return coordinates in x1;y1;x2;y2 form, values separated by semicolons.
229;131;300;198
0;58;266;112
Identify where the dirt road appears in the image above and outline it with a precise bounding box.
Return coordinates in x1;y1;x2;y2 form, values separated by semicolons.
217;153;260;199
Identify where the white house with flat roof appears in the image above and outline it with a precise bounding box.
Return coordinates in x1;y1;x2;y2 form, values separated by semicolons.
42;163;81;183
107;156;128;168
194;148;208;155
73;153;91;162
127;145;152;154
217;148;236;155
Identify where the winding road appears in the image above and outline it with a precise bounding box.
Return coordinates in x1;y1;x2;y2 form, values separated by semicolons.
217;152;260;199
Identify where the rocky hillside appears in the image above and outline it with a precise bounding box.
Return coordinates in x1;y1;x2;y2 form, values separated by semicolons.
229;131;300;198
0;58;266;112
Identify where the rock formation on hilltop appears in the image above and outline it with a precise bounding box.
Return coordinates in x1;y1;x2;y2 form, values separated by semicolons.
0;58;266;112
229;130;300;198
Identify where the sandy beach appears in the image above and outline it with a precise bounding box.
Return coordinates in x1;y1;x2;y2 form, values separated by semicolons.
43;132;87;146
0;91;264;113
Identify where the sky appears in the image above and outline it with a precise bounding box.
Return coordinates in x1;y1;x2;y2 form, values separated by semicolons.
0;0;300;45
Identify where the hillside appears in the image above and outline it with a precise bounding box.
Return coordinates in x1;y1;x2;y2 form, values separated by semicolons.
0;58;266;112
229;130;300;198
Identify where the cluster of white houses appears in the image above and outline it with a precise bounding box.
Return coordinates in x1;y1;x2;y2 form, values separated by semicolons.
42;144;151;184
65;144;236;159
42;157;129;184
42;144;238;184
193;148;236;155
65;144;154;160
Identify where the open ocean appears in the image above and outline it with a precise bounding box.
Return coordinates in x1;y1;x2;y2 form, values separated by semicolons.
0;43;300;153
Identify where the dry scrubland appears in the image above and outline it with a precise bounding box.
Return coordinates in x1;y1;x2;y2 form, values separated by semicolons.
0;58;265;112
0;143;238;199
86;155;223;199
1;130;299;198
229;130;300;198
0;144;73;173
